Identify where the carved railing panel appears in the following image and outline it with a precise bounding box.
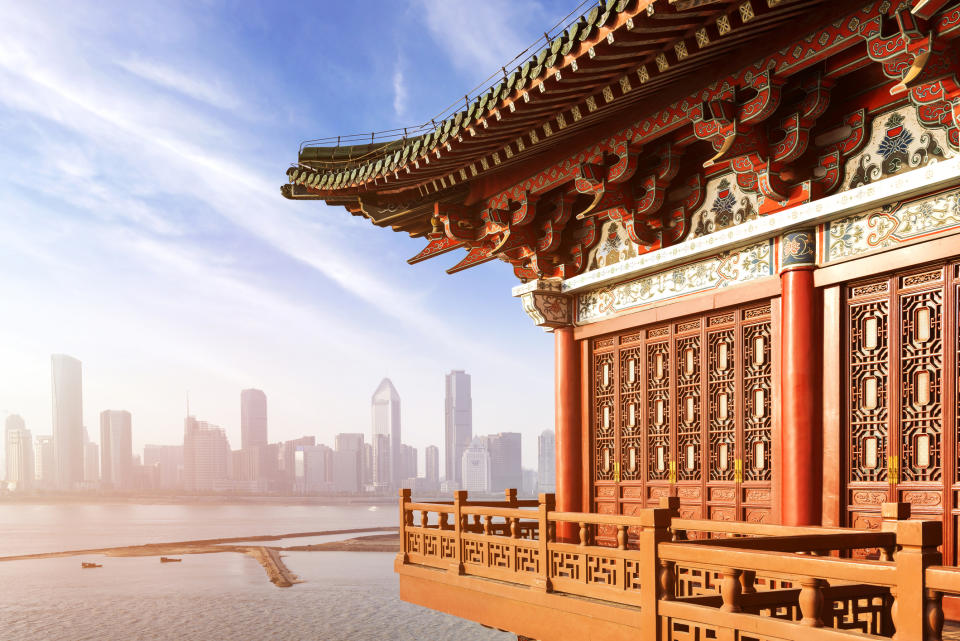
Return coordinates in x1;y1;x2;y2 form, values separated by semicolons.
399;491;950;640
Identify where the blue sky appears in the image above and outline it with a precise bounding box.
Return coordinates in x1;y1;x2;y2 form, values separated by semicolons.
0;0;582;470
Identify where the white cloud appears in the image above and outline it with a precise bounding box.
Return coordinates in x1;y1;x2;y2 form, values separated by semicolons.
416;0;549;83
393;61;408;119
116;57;244;113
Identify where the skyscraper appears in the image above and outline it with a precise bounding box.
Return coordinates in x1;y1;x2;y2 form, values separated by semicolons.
402;444;417;481
240;389;268;449
371;378;401;486
100;410;133;490
51;354;84;490
4;415;34;490
332;432;364;493
143;444;183;489
183;416;230;492
487;432;522;493
538;430;556;493
372;433;390;488
444;370;472;483
34;435;55;487
425;445;440;485
461;438;491;493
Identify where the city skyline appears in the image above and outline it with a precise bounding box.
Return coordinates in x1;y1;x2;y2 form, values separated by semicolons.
1;354;548;471
3;353;554;492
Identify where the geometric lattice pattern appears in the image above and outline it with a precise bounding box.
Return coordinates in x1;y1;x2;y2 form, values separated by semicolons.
590;303;773;522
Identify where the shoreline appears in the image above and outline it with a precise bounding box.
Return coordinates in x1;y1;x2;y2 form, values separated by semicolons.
0;527;400;588
0;527;399;563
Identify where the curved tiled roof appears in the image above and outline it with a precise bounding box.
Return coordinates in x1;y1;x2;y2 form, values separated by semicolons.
283;0;839;238
285;0;657;193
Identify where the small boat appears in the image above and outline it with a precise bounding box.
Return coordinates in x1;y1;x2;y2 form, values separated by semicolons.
160;557;182;563
81;562;102;569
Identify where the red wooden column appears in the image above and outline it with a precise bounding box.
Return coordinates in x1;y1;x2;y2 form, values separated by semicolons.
515;280;581;540
555;326;583;525
779;230;821;526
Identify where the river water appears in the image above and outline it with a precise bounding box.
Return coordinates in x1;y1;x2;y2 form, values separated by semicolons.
0;503;512;641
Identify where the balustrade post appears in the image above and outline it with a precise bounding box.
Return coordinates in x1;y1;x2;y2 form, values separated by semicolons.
578;522;588;546
892;518;942;640
638;508;671;641
510;517;520;539
483;515;492;535
617;525;627;550
536;493;554;593
720;568;743;613
398;488;411;564
505;488;518;507
881;502;910;561
799;578;825;627
449;490;467;576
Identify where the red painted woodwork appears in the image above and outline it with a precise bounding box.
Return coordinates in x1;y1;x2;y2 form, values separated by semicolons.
843;260;960;565
555;326;582;541
590;304;775;538
780;267;821;526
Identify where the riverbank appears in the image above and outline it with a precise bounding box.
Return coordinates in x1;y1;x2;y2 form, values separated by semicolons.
0;527;399;588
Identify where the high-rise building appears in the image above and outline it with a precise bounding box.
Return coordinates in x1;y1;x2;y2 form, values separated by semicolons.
294;444;333;494
461;438;490;494
362;442;374;485
84;441;99;485
240;389;267;450
143;444;183;489
402;444;417;481
35;435;55;487
182;416;230;492
277;436;315;492
488;432;522;493
538;430;556;493
4;415;34;490
51;354;84;489
444;370;472;483
522;468;537;497
371;378;401;486
100;410;133;490
425;445;440;485
333;432;364;493
372;433;390;487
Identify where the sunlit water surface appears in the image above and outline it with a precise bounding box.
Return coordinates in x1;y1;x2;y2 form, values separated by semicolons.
0;503;511;641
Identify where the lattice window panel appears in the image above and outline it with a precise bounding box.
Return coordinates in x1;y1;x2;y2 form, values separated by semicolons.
743;318;773;482
708;328;737;482
646;338;672;482
848;294;890;484
675;334;702;481
898;284;943;483
594;350;616;482
619;345;644;481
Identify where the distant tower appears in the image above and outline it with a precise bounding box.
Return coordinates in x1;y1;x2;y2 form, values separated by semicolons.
240;389;268;450
487;432;522;493
538;430;556;493
100;410;133;489
35;435;55;487
51;354;84;490
371;378;401;487
182;416;230;492
444;370;472;483
461;437;490;493
4;415;34;490
425;445;440;485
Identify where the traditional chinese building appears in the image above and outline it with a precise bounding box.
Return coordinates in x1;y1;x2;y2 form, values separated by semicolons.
284;1;960;639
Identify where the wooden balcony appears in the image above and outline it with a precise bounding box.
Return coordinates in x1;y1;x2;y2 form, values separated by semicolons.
395;489;960;641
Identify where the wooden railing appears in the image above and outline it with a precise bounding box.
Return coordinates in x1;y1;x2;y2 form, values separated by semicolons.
398;489;956;640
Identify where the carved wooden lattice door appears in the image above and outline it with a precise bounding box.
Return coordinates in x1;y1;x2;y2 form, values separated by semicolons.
844;261;959;564
592;303;776;543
